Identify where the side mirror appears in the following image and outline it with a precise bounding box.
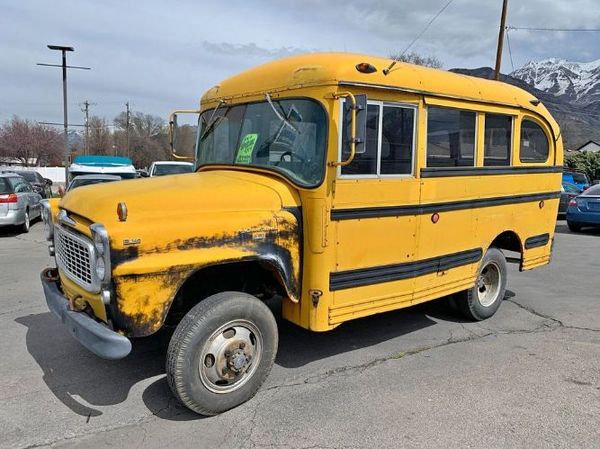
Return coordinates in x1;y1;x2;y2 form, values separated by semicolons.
140;170;149;178
44;178;53;186
169;109;200;161
343;94;367;155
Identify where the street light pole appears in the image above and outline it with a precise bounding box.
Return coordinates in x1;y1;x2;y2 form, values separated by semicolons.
38;45;90;180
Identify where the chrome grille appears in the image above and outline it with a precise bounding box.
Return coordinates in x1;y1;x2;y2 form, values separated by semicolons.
54;225;97;291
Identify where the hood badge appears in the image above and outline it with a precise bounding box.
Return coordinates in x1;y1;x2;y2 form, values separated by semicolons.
123;238;141;246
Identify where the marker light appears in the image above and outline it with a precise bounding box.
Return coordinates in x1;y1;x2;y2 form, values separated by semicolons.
355;62;377;74
117;202;128;222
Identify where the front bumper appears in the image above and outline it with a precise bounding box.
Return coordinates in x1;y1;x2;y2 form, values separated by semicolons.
41;268;131;360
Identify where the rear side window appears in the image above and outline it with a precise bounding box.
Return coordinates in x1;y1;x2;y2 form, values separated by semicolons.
0;178;13;194
484;114;512;166
426;107;475;167
520;119;549;162
10;177;30;193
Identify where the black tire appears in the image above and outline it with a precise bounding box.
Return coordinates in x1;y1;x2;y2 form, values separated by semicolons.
19;209;30;233
567;221;581;232
455;247;507;321
166;291;278;416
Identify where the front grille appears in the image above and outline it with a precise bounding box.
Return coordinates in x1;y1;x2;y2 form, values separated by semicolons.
54;225;97;291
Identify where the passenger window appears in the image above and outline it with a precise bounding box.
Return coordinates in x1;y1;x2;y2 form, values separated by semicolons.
484;114;512;166
341;104;379;175
426;107;475;167
520;119;549;162
380;106;415;175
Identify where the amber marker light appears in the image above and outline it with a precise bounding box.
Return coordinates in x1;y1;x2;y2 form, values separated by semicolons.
355;62;377;74
117;202;128;222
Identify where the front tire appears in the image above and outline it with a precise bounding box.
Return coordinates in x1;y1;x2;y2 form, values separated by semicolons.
166;291;278;416
455;247;507;321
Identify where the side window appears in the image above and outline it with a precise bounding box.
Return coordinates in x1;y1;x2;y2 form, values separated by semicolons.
520;119;549;162
426;107;475;167
380;106;415;175
341;104;379;175
11;178;28;193
484;114;512;166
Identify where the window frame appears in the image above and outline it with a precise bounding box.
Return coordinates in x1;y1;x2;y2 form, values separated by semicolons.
337;99;418;179
424;105;478;168
519;116;551;164
483;113;514;167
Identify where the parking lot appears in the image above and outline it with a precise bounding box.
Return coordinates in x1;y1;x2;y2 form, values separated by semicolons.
0;220;598;449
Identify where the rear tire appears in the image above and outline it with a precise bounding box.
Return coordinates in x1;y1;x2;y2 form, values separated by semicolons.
567;221;581;232
166;291;278;416
19;209;30;233
455;247;507;321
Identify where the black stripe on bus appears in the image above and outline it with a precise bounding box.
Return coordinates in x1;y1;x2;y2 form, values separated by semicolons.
331;191;560;221
330;248;483;291
420;166;563;178
524;233;550;249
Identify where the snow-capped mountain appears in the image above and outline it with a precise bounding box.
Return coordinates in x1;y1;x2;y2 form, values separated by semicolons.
510;58;600;105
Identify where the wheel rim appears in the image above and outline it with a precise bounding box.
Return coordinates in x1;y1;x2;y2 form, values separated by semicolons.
198;319;263;394
476;261;501;307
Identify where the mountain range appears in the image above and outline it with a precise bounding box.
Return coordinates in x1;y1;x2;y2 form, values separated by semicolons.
451;59;600;151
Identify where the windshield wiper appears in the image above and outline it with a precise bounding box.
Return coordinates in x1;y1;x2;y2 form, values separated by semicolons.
265;93;300;134
199;99;227;142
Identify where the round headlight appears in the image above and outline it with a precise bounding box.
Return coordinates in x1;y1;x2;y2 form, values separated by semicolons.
94;233;105;256
95;256;106;280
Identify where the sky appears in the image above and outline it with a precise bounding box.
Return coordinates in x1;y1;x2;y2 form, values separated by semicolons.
1;0;599;126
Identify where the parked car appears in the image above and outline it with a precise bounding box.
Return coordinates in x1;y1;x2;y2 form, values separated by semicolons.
563;170;590;191
148;161;194;177
66;174;122;192
0;168;52;198
559;182;581;217
0;173;42;233
566;184;600;231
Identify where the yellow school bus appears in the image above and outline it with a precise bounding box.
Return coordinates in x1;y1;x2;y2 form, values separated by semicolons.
40;53;562;415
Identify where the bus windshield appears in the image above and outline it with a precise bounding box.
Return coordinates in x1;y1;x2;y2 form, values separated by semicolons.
196;98;327;187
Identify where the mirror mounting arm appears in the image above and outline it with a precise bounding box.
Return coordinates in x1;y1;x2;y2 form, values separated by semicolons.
169;109;201;161
329;91;363;167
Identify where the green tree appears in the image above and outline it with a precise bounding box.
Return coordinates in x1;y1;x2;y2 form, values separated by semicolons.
565;152;600;182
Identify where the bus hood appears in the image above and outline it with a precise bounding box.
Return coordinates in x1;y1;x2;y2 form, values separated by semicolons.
59;169;299;227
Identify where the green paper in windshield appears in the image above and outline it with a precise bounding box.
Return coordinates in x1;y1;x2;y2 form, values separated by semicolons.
236;133;258;164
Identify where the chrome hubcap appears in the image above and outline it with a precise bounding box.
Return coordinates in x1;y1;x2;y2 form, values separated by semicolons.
199;320;262;394
477;262;501;307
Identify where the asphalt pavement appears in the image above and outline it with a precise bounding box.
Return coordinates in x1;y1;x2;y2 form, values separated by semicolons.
0;220;598;449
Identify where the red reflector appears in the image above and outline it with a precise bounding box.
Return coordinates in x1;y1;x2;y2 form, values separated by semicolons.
569;199;577;206
0;194;18;203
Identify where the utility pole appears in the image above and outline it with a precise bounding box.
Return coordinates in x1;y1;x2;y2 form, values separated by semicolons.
81;100;90;155
494;0;509;80
37;46;90;179
125;101;131;159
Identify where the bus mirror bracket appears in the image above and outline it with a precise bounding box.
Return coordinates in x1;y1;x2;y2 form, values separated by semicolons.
169;109;201;161
331;92;367;167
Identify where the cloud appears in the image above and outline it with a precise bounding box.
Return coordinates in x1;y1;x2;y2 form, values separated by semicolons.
1;0;598;122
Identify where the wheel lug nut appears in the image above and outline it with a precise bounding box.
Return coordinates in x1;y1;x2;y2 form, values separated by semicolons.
239;342;246;349
224;350;232;357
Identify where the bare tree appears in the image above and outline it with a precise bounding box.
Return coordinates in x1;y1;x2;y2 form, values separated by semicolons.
389;51;443;69
0;117;63;166
87;116;112;155
114;111;169;167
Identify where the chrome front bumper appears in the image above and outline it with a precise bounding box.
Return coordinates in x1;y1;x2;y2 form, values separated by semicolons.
40;268;131;360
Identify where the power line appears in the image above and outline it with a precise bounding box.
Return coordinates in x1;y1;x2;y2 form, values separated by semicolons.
506;28;516;73
383;0;455;75
507;26;600;32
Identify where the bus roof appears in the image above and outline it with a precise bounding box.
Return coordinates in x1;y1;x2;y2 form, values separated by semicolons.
202;52;555;127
